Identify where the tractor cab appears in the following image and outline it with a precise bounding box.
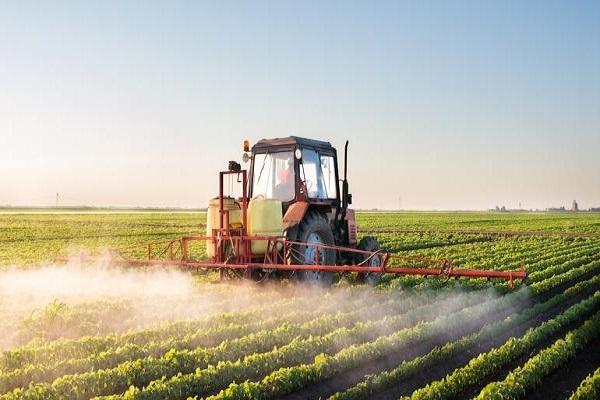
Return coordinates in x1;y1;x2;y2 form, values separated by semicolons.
246;136;340;210
241;136;357;283
244;136;355;247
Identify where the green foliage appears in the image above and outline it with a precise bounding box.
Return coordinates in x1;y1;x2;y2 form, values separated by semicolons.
330;273;600;400
569;367;600;400
0;211;599;400
0;212;206;266
404;293;600;400
475;313;600;399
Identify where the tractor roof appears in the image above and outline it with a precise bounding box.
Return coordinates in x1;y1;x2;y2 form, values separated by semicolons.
253;136;334;152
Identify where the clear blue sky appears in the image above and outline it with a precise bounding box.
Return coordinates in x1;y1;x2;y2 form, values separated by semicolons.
1;1;599;210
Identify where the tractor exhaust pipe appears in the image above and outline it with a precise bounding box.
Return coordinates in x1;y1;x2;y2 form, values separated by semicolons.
344;140;348;182
342;140;349;213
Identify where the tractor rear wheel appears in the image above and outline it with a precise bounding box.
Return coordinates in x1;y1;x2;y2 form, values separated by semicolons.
355;236;383;286
289;211;336;286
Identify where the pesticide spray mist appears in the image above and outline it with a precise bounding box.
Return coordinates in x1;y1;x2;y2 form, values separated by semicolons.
0;257;522;351
0;258;358;348
0;258;268;348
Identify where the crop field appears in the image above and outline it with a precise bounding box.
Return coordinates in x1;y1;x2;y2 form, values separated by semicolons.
0;211;599;400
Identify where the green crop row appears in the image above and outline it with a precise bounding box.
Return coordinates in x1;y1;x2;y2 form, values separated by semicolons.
475;312;600;399
569;367;600;400
382;237;597;288
1;285;482;400
404;293;600;400
0;294;300;371
92;288;502;400
0;281;404;371
528;247;600;281
355;212;600;234
0;213;207;266
0;308;333;393
531;261;600;294
0;293;415;393
328;273;600;400
204;283;534;400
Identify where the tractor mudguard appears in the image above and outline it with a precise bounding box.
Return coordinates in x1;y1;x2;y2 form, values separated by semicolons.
282;201;309;230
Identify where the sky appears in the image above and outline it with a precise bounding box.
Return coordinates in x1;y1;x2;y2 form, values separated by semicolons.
1;0;599;210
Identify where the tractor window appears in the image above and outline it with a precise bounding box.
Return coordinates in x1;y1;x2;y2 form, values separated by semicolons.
300;149;329;199
320;155;337;199
252;151;295;201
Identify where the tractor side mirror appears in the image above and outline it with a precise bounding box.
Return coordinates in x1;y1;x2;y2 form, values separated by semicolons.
347;193;352;205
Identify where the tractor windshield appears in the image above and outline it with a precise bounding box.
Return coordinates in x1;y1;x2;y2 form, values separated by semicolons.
252;151;295;201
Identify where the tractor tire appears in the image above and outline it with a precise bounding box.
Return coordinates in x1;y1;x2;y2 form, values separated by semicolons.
355;236;383;286
289;211;336;286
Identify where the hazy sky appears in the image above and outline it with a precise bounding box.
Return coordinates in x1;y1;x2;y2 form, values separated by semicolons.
1;1;599;210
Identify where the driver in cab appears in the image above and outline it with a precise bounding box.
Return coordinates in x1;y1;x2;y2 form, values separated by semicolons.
274;159;294;200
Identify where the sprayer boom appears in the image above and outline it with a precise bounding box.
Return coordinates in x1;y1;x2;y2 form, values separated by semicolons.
54;233;526;286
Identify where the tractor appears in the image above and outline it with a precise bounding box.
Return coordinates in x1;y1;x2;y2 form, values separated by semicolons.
242;136;380;285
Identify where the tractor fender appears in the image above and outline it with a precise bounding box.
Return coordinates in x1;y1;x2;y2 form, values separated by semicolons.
282;201;309;231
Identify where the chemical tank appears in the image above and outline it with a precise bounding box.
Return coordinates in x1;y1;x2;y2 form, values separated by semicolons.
247;197;283;255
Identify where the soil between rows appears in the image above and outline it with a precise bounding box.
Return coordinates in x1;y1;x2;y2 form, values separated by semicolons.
453;302;600;399
525;335;600;400
273;268;600;400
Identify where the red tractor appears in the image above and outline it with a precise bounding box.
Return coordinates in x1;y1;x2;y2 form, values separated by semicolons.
243;136;381;285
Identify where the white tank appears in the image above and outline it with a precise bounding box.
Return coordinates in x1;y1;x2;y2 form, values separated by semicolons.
206;197;242;257
248;197;283;255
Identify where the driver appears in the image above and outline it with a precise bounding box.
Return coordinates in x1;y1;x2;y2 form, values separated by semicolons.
274;159;293;200
278;159;292;184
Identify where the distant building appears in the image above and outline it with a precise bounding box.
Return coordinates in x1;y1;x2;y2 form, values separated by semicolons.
571;200;579;212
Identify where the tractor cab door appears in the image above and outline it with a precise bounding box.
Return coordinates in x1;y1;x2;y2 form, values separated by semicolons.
248;144;340;215
250;151;296;202
298;148;338;202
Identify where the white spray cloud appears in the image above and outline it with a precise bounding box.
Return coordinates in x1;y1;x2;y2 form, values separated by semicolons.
0;257;522;354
